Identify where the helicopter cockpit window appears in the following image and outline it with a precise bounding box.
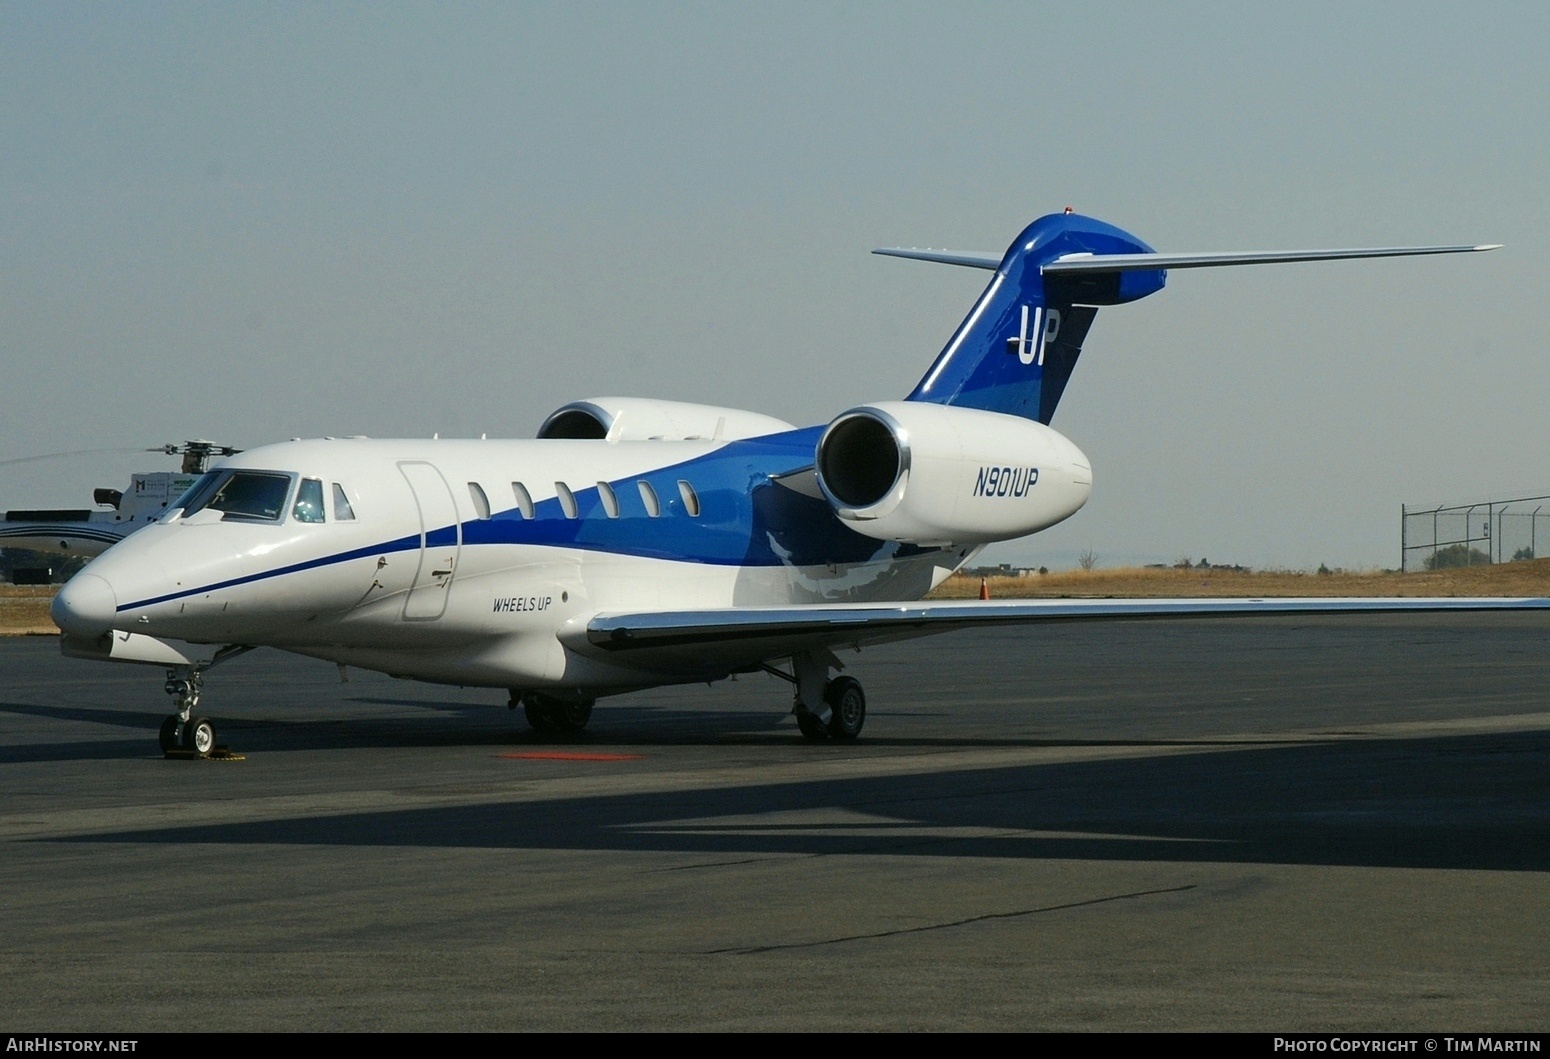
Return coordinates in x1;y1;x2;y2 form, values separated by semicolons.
293;478;326;523
179;471;294;521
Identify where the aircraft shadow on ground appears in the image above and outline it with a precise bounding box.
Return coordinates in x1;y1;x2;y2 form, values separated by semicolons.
54;729;1550;873
0;695;1317;761
0;697;801;762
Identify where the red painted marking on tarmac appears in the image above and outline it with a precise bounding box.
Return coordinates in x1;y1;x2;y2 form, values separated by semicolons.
497;751;645;762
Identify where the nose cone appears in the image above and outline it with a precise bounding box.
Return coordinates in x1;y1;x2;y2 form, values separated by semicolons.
52;574;119;637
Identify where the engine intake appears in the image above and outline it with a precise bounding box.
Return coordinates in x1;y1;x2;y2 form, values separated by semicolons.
816;412;905;509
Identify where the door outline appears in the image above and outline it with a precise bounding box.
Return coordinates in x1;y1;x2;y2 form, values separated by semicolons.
399;461;462;621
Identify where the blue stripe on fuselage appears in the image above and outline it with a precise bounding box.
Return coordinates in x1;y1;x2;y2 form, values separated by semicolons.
119;534;423;611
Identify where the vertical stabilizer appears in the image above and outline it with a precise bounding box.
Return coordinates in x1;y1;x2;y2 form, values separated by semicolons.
902;213;1164;423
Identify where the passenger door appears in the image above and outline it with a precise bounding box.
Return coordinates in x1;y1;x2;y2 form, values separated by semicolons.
398;461;461;621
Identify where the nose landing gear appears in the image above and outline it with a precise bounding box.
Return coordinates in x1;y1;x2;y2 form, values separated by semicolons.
159;670;217;757
157;645;252;759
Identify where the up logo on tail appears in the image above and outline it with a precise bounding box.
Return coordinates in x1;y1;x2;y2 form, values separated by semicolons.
1008;304;1061;365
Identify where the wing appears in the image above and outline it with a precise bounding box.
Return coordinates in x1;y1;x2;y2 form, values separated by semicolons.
581;596;1550;675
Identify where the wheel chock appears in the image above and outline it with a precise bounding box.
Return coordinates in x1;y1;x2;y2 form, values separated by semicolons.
162;744;245;762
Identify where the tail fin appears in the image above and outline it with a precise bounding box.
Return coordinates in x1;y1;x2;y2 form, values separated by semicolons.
883;212;1497;424
893;212;1161;424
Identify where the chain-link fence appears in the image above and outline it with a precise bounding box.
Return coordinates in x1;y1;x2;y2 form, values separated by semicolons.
1402;495;1550;571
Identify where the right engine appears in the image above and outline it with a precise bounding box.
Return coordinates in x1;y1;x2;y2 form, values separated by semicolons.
815;401;1092;545
539;397;794;442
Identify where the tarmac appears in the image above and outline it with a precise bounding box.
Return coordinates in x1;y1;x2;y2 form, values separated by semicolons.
1;613;1547;1030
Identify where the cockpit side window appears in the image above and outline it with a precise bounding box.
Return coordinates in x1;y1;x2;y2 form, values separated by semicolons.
332;483;356;521
204;472;294;521
293;478;326;523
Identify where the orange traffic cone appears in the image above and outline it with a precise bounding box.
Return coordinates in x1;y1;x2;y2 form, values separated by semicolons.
979;576;990;600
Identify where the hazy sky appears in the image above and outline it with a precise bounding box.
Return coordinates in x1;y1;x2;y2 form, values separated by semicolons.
3;2;1547;570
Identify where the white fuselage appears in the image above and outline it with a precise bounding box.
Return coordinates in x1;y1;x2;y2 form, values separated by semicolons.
55;424;1093;694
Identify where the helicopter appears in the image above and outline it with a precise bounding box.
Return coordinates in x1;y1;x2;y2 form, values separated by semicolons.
1;441;240;561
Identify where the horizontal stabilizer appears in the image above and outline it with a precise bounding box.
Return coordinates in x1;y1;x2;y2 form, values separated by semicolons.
1043;244;1502;274
872;247;1002;270
875;244;1501;275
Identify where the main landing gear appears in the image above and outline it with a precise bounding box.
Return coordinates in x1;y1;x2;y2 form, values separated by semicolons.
765;651;867;742
158;645;252;758
512;690;595;736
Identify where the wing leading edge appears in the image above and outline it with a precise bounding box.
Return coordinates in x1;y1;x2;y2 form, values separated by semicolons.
584;596;1550;673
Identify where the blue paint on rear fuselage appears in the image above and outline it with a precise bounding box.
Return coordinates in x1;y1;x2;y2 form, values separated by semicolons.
462;425;931;567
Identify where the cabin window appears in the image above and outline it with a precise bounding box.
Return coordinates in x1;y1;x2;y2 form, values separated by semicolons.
293;478;326;523
331;483;356;521
637;480;661;517
468;482;491;520
597;481;619;518
555;482;578;519
511;482;534;520
677;480;701;517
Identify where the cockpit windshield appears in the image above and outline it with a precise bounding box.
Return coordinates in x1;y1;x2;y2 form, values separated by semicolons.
170;472;224;516
173;470;295;522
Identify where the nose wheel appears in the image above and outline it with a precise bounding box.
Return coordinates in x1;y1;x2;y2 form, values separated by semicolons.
155;646;252;759
159;671;218;757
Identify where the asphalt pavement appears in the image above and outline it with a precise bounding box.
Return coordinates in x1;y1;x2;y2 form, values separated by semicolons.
2;614;1547;1030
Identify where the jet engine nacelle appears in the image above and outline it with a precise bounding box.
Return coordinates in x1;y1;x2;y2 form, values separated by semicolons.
815;401;1092;545
539;397;794;442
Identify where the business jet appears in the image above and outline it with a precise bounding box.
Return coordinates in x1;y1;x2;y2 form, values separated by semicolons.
49;210;1546;756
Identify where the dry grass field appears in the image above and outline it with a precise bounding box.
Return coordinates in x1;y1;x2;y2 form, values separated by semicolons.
0;586;60;636
930;559;1550;600
7;561;1550;636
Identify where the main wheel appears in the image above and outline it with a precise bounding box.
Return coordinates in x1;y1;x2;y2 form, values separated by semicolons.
524;697;558;734
824;677;866;740
158;716;180;755
552;697;593;734
524;694;592;735
795;707;828;740
182;716;216;756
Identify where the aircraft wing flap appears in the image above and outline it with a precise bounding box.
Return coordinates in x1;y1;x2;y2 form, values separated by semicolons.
587;596;1550;667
